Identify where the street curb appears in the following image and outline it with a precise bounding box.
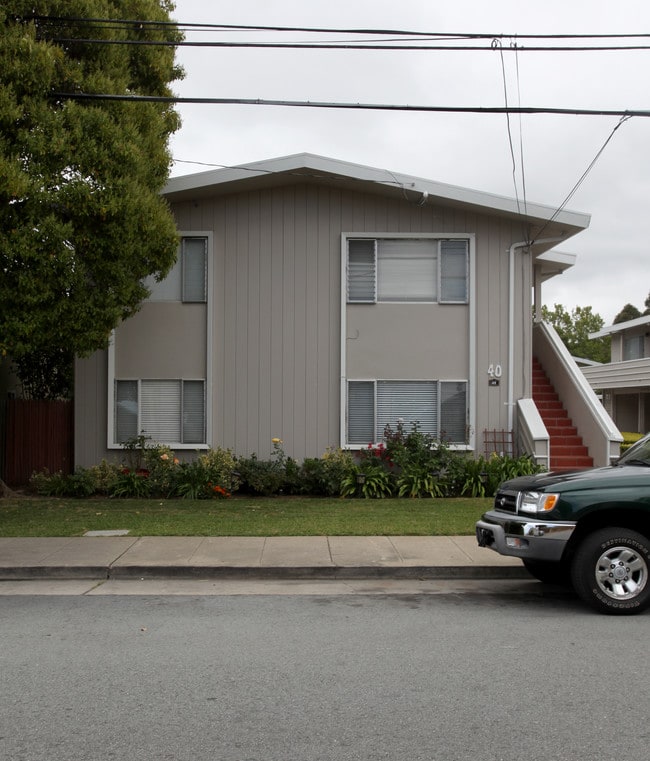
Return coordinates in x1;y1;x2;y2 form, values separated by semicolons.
0;567;109;580
0;565;532;582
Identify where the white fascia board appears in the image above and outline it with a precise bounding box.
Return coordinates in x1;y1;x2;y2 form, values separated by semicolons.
590;313;650;339
536;250;577;282
165;153;591;230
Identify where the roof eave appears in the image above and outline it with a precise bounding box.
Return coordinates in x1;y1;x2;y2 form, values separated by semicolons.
163;152;591;234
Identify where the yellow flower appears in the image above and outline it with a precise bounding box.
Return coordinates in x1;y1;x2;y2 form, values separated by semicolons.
272;437;282;444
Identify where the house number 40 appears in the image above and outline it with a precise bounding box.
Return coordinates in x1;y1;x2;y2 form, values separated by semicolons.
487;364;502;378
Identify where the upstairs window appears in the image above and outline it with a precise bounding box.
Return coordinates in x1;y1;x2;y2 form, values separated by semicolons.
623;334;645;361
145;237;207;302
347;238;468;304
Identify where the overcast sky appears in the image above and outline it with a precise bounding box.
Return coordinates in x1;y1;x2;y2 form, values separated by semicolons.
167;0;650;324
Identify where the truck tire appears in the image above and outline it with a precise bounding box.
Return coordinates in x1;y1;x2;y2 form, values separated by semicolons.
522;559;568;586
571;528;650;614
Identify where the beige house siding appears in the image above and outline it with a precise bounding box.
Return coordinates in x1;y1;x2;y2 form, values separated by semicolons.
115;303;207;378
75;181;535;466
74;350;109;467
346;304;469;379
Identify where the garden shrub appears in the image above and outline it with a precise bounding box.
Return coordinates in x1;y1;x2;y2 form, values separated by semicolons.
300;448;355;496
110;468;152;498
235;439;302;496
26;428;544;500
620;432;644;453
340;460;394;498
197;447;239;493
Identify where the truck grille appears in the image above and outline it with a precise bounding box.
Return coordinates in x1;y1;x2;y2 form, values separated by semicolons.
493;488;519;514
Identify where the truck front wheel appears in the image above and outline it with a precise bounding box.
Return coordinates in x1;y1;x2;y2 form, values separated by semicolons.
571;528;650;615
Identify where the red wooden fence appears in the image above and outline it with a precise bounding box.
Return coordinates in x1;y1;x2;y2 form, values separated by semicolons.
2;400;74;486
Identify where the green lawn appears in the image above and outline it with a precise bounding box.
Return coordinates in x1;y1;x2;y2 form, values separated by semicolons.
0;495;491;537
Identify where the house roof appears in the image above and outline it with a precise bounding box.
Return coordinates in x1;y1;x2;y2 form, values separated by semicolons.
535;250;577;281
590;314;650;339
164;153;590;253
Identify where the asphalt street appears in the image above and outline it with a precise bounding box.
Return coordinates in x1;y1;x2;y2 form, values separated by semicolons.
2;586;648;761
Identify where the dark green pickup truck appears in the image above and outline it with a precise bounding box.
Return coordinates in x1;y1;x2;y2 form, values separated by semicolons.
476;433;650;614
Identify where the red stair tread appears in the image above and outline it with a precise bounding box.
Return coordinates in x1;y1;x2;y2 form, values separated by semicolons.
532;360;593;469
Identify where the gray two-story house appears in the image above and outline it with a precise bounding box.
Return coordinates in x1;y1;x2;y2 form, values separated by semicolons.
74;153;620;468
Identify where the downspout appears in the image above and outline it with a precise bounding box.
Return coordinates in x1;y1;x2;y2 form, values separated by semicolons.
507;236;565;433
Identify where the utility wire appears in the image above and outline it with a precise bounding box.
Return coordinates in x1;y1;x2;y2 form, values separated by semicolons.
514;43;529;218
23;16;650;40
496;40;522;214
531;115;632;243
49;93;650;118
35;37;650;52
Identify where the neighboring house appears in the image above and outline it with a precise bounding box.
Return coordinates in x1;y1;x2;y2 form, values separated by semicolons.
74;153;620;468
582;315;650;434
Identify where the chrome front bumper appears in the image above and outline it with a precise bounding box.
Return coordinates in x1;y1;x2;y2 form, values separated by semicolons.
476;511;576;562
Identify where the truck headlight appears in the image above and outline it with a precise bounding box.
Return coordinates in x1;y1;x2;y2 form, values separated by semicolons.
518;491;559;515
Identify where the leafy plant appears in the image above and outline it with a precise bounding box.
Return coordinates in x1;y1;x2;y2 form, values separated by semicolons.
85;460;121;495
121;433;152;472
235;454;285;496
198;447;239;493
174;461;213;500
340;463;394;498
29;469;69;497
300;448;355;496
235;439;298;496
459;456;489;498
396;465;444;498
143;446;180;498
110;469;152;498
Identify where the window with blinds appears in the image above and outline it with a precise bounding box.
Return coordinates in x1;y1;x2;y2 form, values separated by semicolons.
347;238;468;304
347;379;467;445
144;236;207;303
114;380;206;444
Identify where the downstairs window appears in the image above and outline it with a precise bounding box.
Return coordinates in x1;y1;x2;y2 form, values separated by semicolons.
115;379;206;445
346;379;467;445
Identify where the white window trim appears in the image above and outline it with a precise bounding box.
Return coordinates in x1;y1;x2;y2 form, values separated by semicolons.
107;230;213;450
340;232;476;451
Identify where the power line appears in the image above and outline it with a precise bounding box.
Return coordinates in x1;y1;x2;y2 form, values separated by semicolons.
36;37;650;52
22;16;650;51
50;93;650;118
531;115;632;243
23;16;650;40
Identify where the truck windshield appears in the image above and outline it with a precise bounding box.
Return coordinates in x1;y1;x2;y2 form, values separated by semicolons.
618;434;650;467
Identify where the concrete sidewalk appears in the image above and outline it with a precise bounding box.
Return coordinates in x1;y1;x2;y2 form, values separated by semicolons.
0;535;527;581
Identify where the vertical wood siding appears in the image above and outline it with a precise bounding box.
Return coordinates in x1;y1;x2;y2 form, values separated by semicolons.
74;180;535;466
170;183;529;459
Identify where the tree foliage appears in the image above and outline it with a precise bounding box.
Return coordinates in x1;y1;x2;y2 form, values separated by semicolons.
0;1;183;396
541;304;610;363
613;291;650;323
613;303;642;324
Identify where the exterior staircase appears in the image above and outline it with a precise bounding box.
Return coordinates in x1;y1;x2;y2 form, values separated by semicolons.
532;359;594;470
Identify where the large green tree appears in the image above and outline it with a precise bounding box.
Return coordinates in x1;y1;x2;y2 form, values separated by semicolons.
541;304;610;364
0;1;183;396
